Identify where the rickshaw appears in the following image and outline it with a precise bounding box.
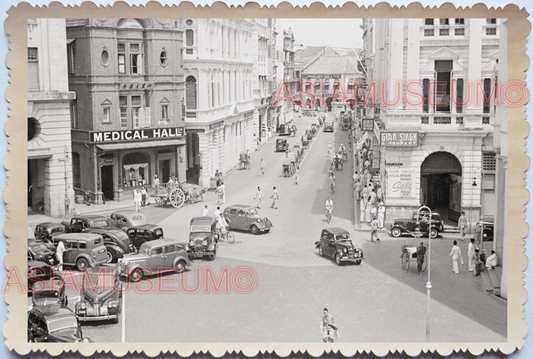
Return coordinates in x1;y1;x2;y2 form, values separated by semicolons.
306;130;313;142
301;136;309;149
282;158;293;177
333;154;343;170
276;139;289;152
238;151;250;169
400;243;427;272
291;145;302;160
287;152;297;166
311;124;317;136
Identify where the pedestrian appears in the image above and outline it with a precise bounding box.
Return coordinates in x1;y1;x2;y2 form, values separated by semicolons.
134;189;141;211
369;188;377;205
449;240;464;274
153;174;160;188
140;186;147;207
55;239;65;272
254;187;263;208
370;204;377;220
202;205;209;217
260;159;266;176
474;222;482;246
377;203;385;229
218;182;226;204
213;206;222;219
270;186;279;209
359;196;365;222
361;185;369;202
416;242;426;275
376;185;383;202
365;199;372;223
458;211;467;241
353;171;359;184
486;250;498;270
321;308;338;343
473;249;482;276
294;166;300;185
468;238;477;272
370;216;380;242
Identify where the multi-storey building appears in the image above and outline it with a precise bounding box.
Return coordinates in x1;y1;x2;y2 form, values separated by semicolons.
181;19;257;188
362;18;501;232
28;18;76;218
66;18;186;204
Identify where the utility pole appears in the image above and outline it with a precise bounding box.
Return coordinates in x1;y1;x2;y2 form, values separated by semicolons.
58;145;70;219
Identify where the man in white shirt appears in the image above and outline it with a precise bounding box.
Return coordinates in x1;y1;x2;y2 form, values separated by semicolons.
202;205;209;217
486;250;498;270
56;240;66;272
213;206;222;219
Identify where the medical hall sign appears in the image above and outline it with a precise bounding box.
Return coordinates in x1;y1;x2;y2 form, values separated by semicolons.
380;132;419;147
90;127;184;143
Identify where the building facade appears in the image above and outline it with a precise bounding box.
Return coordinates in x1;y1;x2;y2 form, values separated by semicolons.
362;18;500;232
28;18;76;218
182;18;257;188
66;18;186;204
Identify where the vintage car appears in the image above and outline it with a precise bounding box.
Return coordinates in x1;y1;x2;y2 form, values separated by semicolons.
28;304;90;343
61;215;114;233
275;138;289;152
476;221;494;242
278;124;290;136
315;228;363;266
389;211;444;238
27;260;62;292
126;224;164;250
323;118;334;132
74;266;122;323
117;238;191;282
31;277;68;307
28;239;56;265
34;222;66;241
51;233;109;271
83;228;136;263
108;211;148;232
188;217;217;260
223;204;273;235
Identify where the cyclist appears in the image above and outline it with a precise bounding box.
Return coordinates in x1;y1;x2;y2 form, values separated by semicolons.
325;197;333;223
329;174;336;194
215;214;228;242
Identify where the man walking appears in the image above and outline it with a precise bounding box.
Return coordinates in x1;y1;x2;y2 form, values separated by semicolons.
354;180;362;201
468;238;476;272
202;205;209;217
458;211;467;241
416;242;426;276
55;239;65;272
270;186;280;209
449;240;464;274
321;308;338;343
254;187;263;208
294;166;300;185
260;159;266;176
370;216;380;242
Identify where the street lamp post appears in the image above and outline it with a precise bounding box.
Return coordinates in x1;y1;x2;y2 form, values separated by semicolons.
472;169;484;250
413;205;433;342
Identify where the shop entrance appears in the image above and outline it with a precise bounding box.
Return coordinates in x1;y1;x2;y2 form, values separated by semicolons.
101;165;114;202
28;159;45;213
420;151;462;224
159;159;170;183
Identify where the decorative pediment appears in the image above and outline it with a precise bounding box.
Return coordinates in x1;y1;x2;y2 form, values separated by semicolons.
427;46;460;60
160;97;170;104
101;99;112;106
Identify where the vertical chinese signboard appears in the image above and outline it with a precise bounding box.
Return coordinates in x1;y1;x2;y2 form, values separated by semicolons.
387;168;416;198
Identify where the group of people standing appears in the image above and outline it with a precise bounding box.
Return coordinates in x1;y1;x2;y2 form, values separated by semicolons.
254;186;280;209
133;186;149;211
354;170;385;240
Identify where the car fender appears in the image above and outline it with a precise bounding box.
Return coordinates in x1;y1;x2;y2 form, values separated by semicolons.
172;256;190;267
106;244;124;258
73;254;94;266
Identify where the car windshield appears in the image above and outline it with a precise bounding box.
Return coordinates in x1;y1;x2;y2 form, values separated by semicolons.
33;290;59;301
83;273;116;294
336;234;350;241
48;317;78;333
51;227;64;234
139;243;151;255
32;244;48;252
92;220;110;227
247;208;257;215
190;225;211;233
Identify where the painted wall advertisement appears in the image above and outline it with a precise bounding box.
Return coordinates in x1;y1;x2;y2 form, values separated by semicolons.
387;168;416;198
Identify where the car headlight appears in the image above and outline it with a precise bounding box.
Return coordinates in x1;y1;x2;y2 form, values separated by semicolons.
107;300;118;308
343;248;347;253
79;302;87;310
203;240;207;245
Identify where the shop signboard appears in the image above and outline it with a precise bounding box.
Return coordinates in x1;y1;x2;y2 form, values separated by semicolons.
387;168;416;199
90;127;184;143
362;118;374;132
380;132;419;147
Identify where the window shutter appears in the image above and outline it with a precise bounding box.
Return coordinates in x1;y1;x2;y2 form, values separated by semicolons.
143;107;151;127
138;54;144;74
136;107;143;128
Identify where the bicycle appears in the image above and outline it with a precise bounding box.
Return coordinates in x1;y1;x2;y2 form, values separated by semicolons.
215;227;235;244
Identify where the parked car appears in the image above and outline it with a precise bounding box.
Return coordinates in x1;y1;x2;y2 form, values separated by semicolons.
223;204;273;235
276;138;289;152
108;211;147;232
74;266;122;323
83;228;136;263
51;233;109;271
278;124;290;136
126;224;164;250
188;217;217;261
31;277;68;307
389;211;444;238
315;228;363;266
28;304;90;343
34;222;66;241
117;238;191;282
27;260;61;292
323;119;334;132
28;239;56;265
61;215;114;233
477;221;494;242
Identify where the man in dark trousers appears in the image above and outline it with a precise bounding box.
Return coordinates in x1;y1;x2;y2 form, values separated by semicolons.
416;242;427;276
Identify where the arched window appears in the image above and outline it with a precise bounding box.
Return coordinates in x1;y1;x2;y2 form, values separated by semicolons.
186;76;197;110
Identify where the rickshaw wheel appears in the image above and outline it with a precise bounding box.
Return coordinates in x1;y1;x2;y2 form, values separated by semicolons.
402;250;410;271
169;188;185;208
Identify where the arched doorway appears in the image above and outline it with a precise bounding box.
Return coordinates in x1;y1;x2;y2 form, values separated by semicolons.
122;152;150;188
420;151;462;224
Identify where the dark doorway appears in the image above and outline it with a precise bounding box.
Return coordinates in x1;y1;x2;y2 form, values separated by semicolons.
160;160;170;183
101;165;114;202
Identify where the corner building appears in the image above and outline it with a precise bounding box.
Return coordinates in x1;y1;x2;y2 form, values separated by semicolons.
362;18;500;230
66;19;186;204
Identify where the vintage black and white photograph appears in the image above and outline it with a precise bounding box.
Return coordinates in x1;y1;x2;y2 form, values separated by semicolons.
4;3;526;354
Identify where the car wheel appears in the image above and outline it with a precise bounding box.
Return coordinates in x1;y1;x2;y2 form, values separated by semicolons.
76;258;89;272
130;268;143;282
105;250;113;264
318;245;324;256
111;317;119;324
334;253;342;266
355;259;362;265
175;260;187;273
210;250;217;261
391;228;402;238
264;229;270;233
250;225;259;235
429;228;438;239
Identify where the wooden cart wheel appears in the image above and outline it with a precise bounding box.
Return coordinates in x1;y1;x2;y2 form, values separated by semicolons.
169;188;185;208
402;250;410;271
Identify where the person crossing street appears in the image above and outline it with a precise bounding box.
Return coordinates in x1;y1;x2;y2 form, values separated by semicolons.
270;186;280;209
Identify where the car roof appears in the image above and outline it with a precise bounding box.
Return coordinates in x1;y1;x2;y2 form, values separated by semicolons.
225;204;254;210
190;216;215;225
323;227;350;235
130;224;161;230
84;228;127;236
141;238;185;248
37;222;64;228
113;210;146;217
31;304;75;318
28;260;51;269
53;233;103;241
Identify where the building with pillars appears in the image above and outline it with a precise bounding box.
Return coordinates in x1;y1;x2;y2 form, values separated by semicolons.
66;18;186;204
28;18;76;218
362;18;500;230
182;19;257;188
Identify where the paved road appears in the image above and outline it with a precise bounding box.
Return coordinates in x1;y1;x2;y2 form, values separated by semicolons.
42;115;506;343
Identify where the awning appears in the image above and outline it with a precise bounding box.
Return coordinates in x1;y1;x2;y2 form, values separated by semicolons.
124;163;148;171
96;138;185;151
28;148;52;159
356;132;369;150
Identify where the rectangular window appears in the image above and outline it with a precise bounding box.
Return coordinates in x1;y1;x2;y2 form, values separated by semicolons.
487;18;497;24
67;41;75;74
162;104;169;120
455;18;465;24
482;152;496;171
483;78;491;113
456;78;464;113
70;102;78;129
424;29;434;37
455;28;465;36
118;43;126;74
132;95;142;128
435;60;453;112
119;96;128;128
425;19;434;25
439;18;449;25
486;27;497;35
422;78;429;113
102;107;111;123
186;29;194;46
28;47;39;91
130;44;142;74
439;28;449;36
